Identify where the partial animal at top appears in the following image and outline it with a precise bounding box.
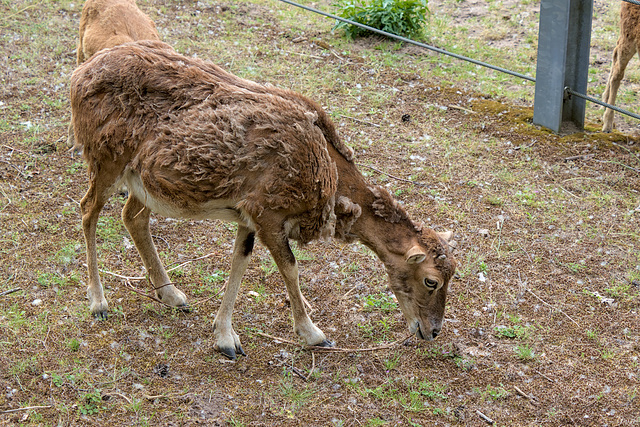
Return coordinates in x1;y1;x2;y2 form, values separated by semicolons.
602;1;640;132
70;40;457;360
68;0;160;147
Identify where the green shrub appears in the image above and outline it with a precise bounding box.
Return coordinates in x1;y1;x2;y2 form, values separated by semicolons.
334;0;429;39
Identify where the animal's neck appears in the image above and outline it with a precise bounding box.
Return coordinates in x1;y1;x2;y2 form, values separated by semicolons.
349;190;416;264
332;156;416;264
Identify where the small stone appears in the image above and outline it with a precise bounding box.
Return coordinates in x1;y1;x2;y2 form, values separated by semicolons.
32;299;42;306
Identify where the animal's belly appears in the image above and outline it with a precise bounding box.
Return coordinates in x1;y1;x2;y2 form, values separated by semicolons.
122;169;252;227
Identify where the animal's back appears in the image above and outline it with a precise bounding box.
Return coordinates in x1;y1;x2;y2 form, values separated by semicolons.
621;2;640;46
71;41;338;242
78;0;160;63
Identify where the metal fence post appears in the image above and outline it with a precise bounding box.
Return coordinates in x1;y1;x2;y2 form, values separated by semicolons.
533;0;593;133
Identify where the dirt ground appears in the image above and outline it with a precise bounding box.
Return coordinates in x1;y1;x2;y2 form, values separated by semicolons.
1;0;639;426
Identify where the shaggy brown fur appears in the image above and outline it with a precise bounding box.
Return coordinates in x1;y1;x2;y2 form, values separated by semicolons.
71;41;456;359
68;0;160;147
602;2;640;132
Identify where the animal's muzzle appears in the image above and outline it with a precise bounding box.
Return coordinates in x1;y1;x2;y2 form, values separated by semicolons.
416;324;441;341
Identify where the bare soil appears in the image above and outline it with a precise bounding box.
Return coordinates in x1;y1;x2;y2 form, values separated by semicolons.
1;1;639;426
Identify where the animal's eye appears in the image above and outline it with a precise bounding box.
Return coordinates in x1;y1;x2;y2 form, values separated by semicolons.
424;278;439;289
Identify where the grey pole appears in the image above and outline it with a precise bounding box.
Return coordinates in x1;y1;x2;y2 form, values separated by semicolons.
533;0;593;133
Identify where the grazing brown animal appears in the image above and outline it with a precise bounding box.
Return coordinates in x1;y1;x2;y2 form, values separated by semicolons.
70;40;457;359
602;1;640;132
68;0;160;147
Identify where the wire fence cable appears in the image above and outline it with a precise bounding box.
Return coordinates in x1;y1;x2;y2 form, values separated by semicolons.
277;0;535;82
278;0;640;124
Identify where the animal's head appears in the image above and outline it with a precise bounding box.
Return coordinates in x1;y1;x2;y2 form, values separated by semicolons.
386;228;456;341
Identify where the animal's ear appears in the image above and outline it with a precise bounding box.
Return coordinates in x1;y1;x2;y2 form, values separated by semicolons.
405;246;427;264
437;230;453;242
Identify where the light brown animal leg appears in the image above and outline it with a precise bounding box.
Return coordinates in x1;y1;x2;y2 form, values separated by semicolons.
603;43;637;132
258;227;332;348
212;225;254;359
121;195;188;308
81;179;118;319
67;121;75;148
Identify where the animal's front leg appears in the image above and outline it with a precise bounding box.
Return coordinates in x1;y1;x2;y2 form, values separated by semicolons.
259;229;333;348
122;196;188;308
212;225;255;359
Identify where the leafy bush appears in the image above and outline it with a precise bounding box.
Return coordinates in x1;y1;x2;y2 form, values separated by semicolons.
334;0;429;39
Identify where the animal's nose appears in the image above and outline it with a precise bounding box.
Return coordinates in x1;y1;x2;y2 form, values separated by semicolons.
431;328;441;339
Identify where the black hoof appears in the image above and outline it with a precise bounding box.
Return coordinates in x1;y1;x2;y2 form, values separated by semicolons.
236;344;246;357
217;346;237;360
93;311;108;321
177;304;192;313
312;339;335;348
216;344;246;360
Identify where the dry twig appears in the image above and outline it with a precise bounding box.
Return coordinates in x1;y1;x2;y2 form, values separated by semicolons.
356;163;428;187
564;154;594;162
123;280;173;308
0;288;22;297
526;288;579;326
256;331;413;354
339;114;380;127
476;409;494;425
308;352;316;379
144;392;190;401
109;392;132;405
514;385;538;405
1;405;52;414
165;252;217;273
448;104;476;114
0;3;40;23
534;370;555;383
290;365;309;382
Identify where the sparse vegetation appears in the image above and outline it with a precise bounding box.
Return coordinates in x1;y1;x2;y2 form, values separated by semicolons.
0;0;638;425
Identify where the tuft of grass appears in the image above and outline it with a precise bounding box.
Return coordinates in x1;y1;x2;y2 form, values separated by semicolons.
67;338;80;352
515;344;536;361
585;329;598;341
279;374;315;411
475;384;509;401
333;0;430;39
365;418;388;427
227;417;247;427
363;292;397;312
358;317;397;342
494;324;533;340
78;390;106;416
383;352;401;371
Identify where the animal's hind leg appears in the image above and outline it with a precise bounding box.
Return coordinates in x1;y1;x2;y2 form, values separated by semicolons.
67;120;75;149
258;225;332;348
602;42;637;132
81;178;119;319
121;195;188;308
213;225;254;359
